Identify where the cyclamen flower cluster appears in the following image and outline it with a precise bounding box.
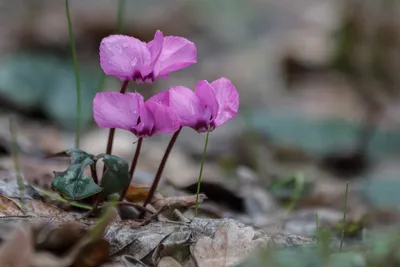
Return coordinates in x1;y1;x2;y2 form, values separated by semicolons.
93;30;239;138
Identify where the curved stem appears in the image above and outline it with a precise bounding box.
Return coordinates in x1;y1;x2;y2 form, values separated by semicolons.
104;80;130;156
65;0;81;148
119;137;143;201
143;127;182;207
194;126;210;216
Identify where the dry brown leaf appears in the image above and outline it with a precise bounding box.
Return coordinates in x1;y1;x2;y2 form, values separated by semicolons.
124;185;157;204
36;222;86;254
192;220;262;267
0;195;25;216
13;198;73;218
73;239;110;267
0;225;32;267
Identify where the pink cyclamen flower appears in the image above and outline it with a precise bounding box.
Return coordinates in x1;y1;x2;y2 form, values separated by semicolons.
100;30;197;83
151;78;239;132
93;91;180;138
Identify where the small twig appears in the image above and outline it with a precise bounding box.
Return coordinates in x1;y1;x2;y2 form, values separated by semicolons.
138;205;171;226
100;201;153;214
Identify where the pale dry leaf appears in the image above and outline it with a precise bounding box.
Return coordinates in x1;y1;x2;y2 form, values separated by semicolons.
0;225;32;267
151;194;207;210
192;220;261;267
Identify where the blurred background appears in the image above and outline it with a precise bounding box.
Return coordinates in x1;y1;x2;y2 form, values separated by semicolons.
1;0;400;236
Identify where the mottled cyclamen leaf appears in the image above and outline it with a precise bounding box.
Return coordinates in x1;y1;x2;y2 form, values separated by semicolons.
46;148;94;164
99;154;130;199
51;149;102;200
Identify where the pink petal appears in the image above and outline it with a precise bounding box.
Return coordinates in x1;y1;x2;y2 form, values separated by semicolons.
153;36;197;77
132;98;155;137
168;86;212;130
93;92;140;131
145;101;180;134
210;78;239;127
100;35;151;80
147;89;170;106
146;30;164;69
195;80;219;121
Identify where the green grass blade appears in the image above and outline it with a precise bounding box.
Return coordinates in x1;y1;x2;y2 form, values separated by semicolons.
194;126;211;217
340;181;349;251
9;118;26;214
65;0;81;148
97;0;126;93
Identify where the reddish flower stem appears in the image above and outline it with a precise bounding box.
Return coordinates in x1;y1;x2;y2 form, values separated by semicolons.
119;137;143;201
104;80;130;156
143;127;182;207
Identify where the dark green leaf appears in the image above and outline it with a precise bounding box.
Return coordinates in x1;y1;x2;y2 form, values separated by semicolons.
248;109;400;159
0;53;102;130
51;149;102;200
358;177;400;211
99;154;130;199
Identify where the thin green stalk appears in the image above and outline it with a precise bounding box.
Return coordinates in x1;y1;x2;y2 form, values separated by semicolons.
339;181;349;251
97;0;126;93
194;126;211;217
116;0;126;34
315;213;319;243
286;172;305;212
65;0;81;148
33;186;93;210
9;119;26;214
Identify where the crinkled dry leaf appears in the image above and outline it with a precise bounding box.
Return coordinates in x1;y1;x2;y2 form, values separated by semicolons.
151;229;192;264
192;220;262;267
121;255;147;267
158;256;183;267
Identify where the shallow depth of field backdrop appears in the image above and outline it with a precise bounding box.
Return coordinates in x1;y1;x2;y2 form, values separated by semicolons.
2;0;400;263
